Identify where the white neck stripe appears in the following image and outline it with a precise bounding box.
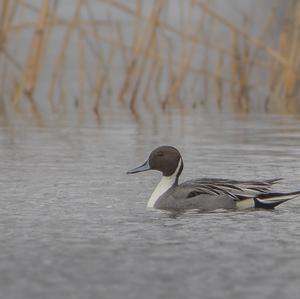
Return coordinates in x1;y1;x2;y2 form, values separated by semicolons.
173;157;182;178
147;158;182;208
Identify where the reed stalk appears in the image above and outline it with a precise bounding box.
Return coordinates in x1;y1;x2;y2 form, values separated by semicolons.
1;0;300;124
48;0;84;112
12;0;50;124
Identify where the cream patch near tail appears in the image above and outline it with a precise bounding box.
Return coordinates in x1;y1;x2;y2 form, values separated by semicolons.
236;198;255;210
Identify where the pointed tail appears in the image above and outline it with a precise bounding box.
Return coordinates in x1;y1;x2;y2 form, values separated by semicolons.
254;191;300;209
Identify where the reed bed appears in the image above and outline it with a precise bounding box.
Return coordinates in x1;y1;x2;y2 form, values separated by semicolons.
1;0;300;124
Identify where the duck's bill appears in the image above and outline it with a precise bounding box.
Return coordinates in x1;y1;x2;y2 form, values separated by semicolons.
127;160;151;174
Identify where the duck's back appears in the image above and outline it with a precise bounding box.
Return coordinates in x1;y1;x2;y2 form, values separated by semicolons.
153;177;281;212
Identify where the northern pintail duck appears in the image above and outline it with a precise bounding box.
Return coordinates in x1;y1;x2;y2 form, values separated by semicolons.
127;146;300;212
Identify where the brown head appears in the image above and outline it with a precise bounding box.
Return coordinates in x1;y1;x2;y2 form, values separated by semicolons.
127;146;183;177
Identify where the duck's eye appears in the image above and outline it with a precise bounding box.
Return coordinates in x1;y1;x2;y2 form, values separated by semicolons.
157;151;164;157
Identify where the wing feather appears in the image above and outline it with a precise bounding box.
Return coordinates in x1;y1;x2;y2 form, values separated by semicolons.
180;177;282;201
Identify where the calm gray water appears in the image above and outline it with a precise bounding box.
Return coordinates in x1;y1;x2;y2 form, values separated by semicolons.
1;111;300;299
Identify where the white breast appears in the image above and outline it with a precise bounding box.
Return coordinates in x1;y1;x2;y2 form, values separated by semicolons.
147;158;182;208
147;176;175;208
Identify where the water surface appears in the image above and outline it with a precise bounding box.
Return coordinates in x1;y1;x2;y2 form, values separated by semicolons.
1;111;300;299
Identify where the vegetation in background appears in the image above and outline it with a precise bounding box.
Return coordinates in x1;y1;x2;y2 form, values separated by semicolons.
0;0;300;125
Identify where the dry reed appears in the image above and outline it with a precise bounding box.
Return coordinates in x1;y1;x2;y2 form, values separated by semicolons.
1;0;300;124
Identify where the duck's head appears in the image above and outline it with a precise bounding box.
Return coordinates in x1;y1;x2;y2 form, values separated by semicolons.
127;146;183;177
